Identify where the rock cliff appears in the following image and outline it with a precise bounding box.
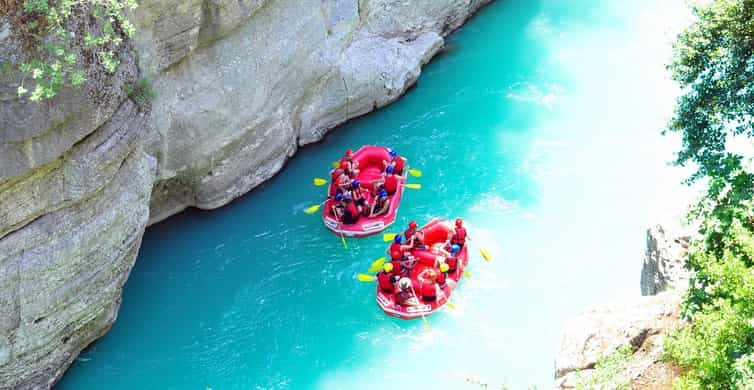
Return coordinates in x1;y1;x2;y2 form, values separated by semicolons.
0;1;490;388
554;225;692;389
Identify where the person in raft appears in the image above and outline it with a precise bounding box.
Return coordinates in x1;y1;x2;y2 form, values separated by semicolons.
351;180;368;216
408;229;428;250
340;149;360;177
419;269;438;302
404;221;418;241
335;171;352;195
369;190;390;217
437;263;449;289
395;277;419;306
377;263;400;294
375;165;405;195
331;193;346;218
341;192;361;224
452;218;470;248
383;149;405;175
387;235;412;258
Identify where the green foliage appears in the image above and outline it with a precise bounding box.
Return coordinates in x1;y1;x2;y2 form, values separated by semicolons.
664;1;754;387
665;222;754;389
125;77;154;107
575;345;633;390
15;0;138;101
667;0;754;207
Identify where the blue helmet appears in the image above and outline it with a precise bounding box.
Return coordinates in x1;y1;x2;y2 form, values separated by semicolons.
394;235;402;244
352;180;360;188
389;150;397;157
379;190;388;198
335;193;343;201
386;165;394;174
451;244;461;253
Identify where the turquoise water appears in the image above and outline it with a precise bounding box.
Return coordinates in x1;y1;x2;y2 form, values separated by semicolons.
58;1;693;389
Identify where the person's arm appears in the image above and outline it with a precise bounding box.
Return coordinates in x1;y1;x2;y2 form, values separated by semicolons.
378;200;389;215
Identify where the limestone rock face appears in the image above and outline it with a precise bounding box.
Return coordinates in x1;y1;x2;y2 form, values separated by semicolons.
133;0;492;223
0;14;153;389
641;225;692;296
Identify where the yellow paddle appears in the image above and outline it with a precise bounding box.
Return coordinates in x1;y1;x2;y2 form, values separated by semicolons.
446;301;456;310
304;202;324;214
480;248;492;262
408;284;430;329
313;178;328;186
404;183;421;190
409;169;422;177
357;273;376;282
383;232;397;242
331;161;340;169
464;269;471;279
367;257;387;273
340;233;348;250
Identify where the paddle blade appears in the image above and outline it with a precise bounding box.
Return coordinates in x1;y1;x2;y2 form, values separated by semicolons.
331;161;341;169
422;316;430;329
367;257;386;272
409;169;422;177
446;302;456;310
303;204;321;214
357;273;376;282
313;178;328;186
383;233;397;242
341;234;348;250
404;183;422;190
464;269;471;279
480;248;492;262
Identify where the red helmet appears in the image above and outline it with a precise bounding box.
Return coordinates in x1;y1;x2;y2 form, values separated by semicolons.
409;221;417;229
345;148;354;156
455;218;463;227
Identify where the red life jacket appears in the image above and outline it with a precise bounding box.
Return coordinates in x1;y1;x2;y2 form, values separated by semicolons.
377;271;394;293
390;260;402;274
345;202;359;221
421;280;436;299
384;175;398;193
389;243;403;255
451;227;467;246
394;157;405;174
404;228;416;240
446;256;458;272
437;271;447;287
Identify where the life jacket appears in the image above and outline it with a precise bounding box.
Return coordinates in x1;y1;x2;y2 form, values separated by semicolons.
437;271;447;288
403;228;416;240
389;243;403;255
446;256;458;272
451;227;467;246
390;260;402;274
377;271;394;293
384;175;398;193
394;157;405;174
343;201;359;223
421;280;437;301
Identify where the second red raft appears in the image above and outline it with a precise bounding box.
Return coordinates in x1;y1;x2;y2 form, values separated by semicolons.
376;218;469;319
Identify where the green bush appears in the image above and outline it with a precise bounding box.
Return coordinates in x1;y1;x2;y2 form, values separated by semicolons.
14;0;138;101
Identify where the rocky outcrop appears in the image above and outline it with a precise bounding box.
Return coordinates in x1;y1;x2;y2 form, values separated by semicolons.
641;225;692;296
134;0;492;223
0;9;154;389
555;225;691;389
0;1;490;388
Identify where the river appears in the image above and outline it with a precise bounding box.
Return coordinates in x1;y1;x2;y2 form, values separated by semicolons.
59;1;693;388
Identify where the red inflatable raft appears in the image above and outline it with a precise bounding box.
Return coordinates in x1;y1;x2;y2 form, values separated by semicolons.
322;146;407;238
376;219;469;319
